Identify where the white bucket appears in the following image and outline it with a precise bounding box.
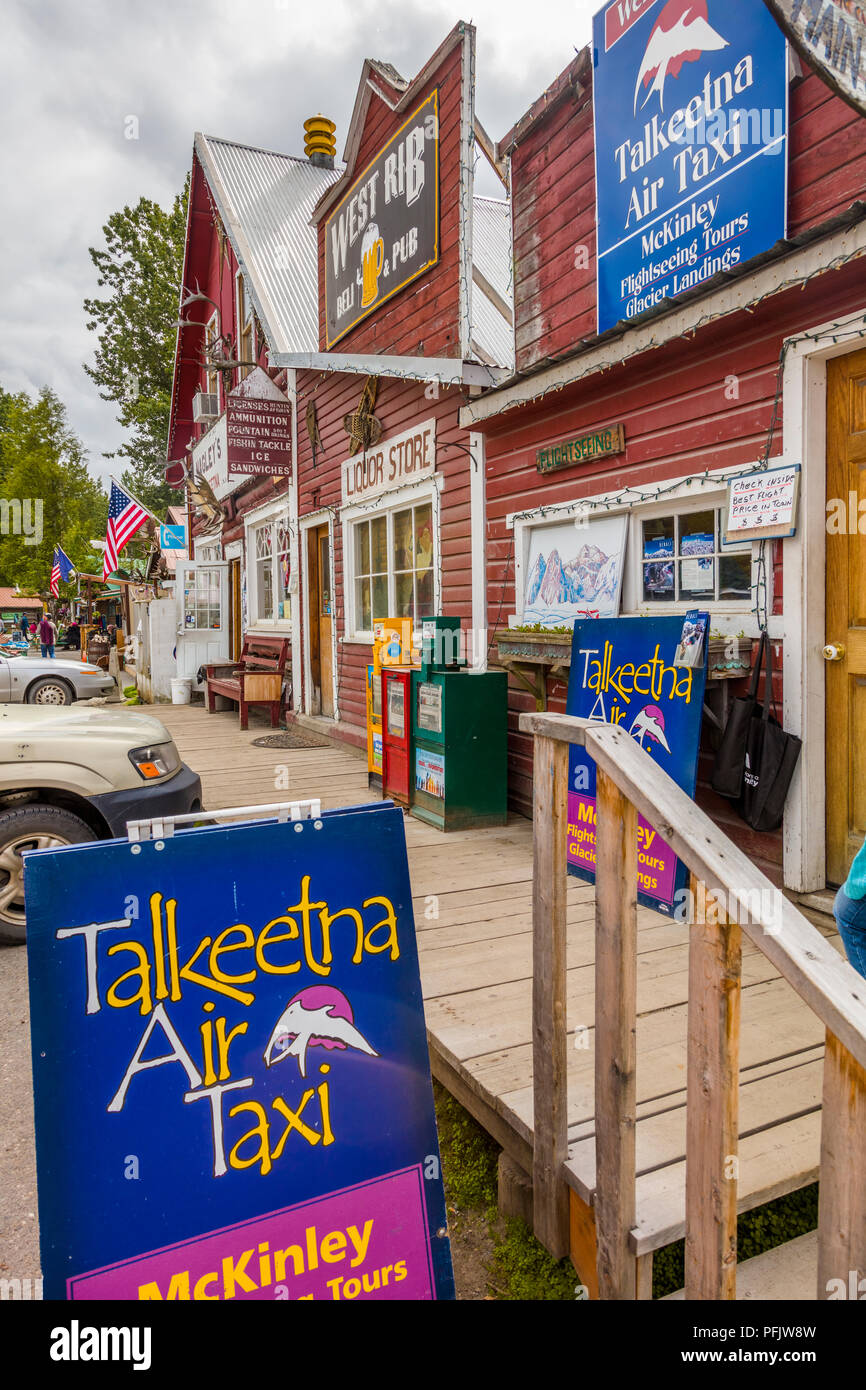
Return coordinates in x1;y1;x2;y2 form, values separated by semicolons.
170;677;192;705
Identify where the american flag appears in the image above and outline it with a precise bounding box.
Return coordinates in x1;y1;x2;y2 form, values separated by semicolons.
103;481;149;579
50;545;74;597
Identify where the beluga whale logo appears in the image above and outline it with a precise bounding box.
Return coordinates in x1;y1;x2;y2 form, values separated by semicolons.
629;704;672;754
634;0;728;114
264;985;379;1078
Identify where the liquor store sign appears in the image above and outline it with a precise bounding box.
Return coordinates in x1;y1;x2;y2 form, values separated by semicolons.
324;90;440;349
342;418;436;507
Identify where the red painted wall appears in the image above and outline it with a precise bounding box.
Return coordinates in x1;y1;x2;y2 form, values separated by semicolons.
479;258;866;878
169;151;286;535
316;33;466;359
296;370;473;739
506;64;866;374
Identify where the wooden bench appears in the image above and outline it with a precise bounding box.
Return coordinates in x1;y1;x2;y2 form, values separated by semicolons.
203;635;290;731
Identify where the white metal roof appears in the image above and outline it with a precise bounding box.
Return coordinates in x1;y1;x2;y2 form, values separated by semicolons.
196;133;341;356
471;195;514;370
194;135;513;372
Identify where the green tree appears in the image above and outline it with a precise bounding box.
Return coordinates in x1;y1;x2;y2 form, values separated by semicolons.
83;182;189;515
0;386;107;598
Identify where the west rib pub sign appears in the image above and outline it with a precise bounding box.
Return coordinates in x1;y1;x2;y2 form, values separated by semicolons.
324;90;440;348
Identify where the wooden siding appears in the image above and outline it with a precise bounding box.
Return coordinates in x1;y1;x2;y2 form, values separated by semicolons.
481;261;866;859
508;68;866;375
316;39;465;358
295;369;476;737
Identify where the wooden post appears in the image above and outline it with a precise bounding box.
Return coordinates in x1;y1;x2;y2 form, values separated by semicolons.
531;733;570;1258
594;766;637;1299
817;1030;866;1299
684;876;741;1300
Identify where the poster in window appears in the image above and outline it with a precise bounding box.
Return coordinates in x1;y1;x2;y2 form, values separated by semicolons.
523;514;628;626
643;536;674;596
679;530;714;592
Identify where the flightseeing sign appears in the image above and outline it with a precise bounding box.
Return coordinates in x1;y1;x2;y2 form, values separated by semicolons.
592;0;789;335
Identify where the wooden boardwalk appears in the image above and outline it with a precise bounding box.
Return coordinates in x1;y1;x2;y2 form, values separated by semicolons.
157;702;837;1289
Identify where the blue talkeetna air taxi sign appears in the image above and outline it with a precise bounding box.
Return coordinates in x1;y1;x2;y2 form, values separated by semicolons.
592;0;788;335
566;616;709;916
25;802;454;1301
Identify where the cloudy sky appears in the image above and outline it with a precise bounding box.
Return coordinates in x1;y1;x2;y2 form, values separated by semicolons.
0;0;599;488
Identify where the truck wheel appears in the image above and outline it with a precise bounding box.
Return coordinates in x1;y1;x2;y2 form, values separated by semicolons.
0;805;96;945
26;677;73;705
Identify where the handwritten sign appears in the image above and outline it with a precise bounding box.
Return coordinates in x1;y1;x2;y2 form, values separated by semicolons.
725;464;801;541
566;616;708;916
25;803;454;1301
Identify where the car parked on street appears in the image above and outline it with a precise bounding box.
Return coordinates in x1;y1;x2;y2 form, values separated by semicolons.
0;650;116;704
0;706;203;943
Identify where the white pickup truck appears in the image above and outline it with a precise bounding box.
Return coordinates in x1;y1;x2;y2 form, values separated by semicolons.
0;705;202;943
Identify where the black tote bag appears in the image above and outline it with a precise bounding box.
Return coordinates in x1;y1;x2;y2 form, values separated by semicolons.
711;633;767;801
736;636;802;833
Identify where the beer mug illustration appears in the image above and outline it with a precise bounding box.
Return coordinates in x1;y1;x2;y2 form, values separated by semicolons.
360;223;385;307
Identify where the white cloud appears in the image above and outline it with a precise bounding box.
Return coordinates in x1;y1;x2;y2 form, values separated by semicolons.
0;0;599;480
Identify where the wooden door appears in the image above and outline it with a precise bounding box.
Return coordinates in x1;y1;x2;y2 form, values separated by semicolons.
306;524;333;718
174;562;230;686
826;347;866;884
229;559;242;661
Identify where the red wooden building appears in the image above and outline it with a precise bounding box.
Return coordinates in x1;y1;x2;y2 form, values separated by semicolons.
460;41;866;897
165;22;512;746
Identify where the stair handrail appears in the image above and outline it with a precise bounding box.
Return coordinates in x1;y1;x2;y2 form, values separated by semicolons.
520;711;866;1302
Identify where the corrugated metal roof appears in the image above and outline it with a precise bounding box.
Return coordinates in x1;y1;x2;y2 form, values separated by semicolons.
471;195;514;370
197;134;341;356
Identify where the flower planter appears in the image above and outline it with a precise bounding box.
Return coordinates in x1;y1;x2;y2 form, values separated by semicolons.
493;629;573;710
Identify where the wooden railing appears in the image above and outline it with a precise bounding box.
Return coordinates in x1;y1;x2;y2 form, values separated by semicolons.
520;712;866;1301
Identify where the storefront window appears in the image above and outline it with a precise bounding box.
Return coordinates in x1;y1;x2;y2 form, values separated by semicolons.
394;503;434;619
351;499;434;634
355;514;388;630
642;508;751;604
251;514;291;623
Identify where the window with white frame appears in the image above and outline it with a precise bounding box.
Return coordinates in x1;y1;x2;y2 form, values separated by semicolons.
236;274;256;382
351;497;435;636
638;504;752;607
513;492;758;627
204;313;221;406
249;513;291;624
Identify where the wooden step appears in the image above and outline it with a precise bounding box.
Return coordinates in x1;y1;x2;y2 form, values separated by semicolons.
664;1230;818;1300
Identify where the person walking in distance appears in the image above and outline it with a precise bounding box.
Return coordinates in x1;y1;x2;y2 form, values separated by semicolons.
834;838;866;979
19;614;29;641
39;613;56;659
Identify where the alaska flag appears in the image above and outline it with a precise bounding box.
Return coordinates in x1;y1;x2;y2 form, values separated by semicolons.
49;546;75;597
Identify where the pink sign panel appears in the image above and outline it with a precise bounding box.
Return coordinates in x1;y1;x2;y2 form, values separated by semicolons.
68;1165;433;1302
568;791;677;909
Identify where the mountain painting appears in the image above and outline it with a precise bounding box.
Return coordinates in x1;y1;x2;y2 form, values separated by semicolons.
522;515;628;626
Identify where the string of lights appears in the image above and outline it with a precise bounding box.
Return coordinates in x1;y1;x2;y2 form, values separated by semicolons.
482;242;866;420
